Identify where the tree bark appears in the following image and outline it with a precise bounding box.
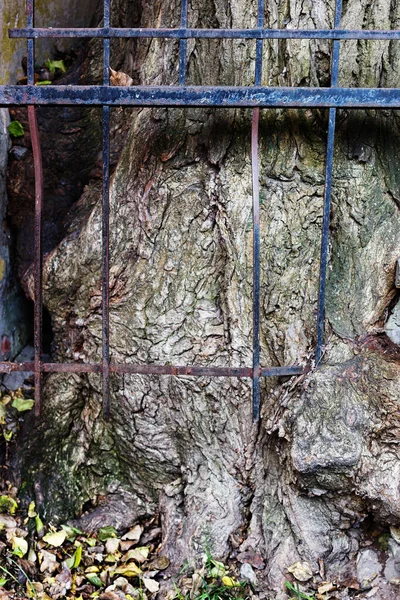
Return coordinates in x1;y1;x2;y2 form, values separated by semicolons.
10;0;400;597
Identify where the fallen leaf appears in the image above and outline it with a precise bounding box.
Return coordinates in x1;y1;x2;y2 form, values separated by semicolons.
142;577;159;593
106;538;120;554
86;573;104;587
28;547;37;563
318;582;335;594
0;515;17;529
0;495;18;514
86;537;97;547
86;566;100;573
149;555;170;570
35;516;45;537
65;544;82;569
112;563;142;577
99;592;121;600
121;525;143;543
109;68;133;87
287;561;313;582
11;535;28;557
8;121;25;138
120;540;135;552
61;524;83;541
43;530;67;547
28;501;37;518
98;526;118;542
222;576;239;588
11;397;34;412
44;59;66;74
124;546;150;564
39;549;58;573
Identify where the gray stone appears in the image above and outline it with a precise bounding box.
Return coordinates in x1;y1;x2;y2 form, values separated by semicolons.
357;549;382;587
9;145;28;161
385;300;400;345
240;563;257;586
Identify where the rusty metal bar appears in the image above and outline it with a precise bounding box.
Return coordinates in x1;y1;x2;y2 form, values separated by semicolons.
252;108;261;421
315;0;342;365
27;0;43;417
10;27;400;41
102;0;111;416
1;85;400;108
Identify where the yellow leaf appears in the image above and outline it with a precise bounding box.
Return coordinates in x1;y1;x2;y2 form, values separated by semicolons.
85;566;100;574
112;562;142;577
28;501;37;518
43;530;67;547
222;576;239;588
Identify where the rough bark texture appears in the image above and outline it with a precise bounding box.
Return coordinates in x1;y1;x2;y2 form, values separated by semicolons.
7;0;400;598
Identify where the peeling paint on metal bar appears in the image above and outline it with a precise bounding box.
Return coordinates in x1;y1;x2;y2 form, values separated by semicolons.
9;27;400;41
1;85;400;107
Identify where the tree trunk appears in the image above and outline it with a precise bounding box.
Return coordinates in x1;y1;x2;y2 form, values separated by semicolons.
8;0;400;597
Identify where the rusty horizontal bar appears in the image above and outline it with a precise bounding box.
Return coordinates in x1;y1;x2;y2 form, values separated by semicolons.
1;85;400;108
9;27;400;41
0;361;305;378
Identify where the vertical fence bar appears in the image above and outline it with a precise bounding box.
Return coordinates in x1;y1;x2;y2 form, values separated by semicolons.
179;0;188;84
103;0;111;416
27;0;43;416
252;0;264;422
315;0;342;365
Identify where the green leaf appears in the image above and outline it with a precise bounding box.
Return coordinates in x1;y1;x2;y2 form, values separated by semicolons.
35;515;44;537
66;545;82;569
0;495;18;514
44;59;66;74
61;524;83;541
86;537;97;547
8;120;24;138
0;577;7;586
285;581;314;600
98;526;118;541
11;397;34;412
28;501;37;518
36;80;52;85
3;430;12;441
85;573;103;587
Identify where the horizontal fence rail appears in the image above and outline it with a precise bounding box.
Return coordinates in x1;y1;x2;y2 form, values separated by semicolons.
1;86;400;107
10;27;400;40
1;0;400;421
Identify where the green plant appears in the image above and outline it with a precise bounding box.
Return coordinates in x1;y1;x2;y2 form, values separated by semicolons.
285;581;314;600
7;120;24;138
171;549;250;600
0;557;38;599
44;59;66;74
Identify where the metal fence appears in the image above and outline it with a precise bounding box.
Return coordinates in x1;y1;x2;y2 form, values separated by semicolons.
0;0;399;421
